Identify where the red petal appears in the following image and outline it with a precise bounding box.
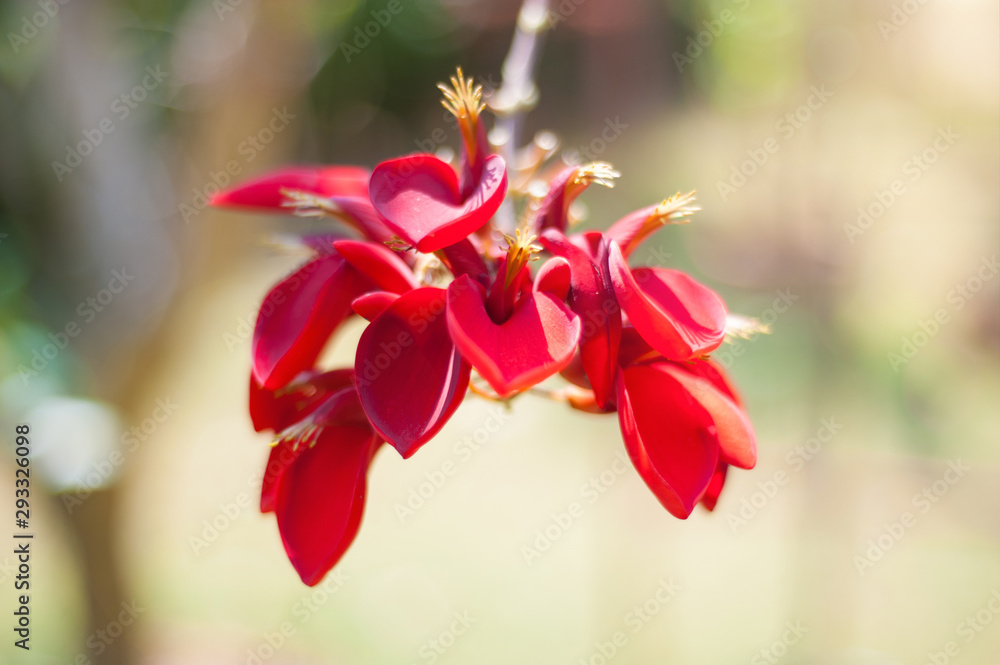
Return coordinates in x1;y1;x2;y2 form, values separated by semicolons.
259;383;365;513
352;291;400;321
253;255;371;390
447;276;581;397
617;325;657;368
333;240;418;294
559;351;591;390
355;287;470;457
249;369;355;433
685;358;744;406
275;423;380;585
210;166;369;210
659;363;757;470
326;196;395;244
533;257;572;300
535;166;579;232
700;463;729;512
260;436;302;514
369;154;507;253
608;242;726;361
616;364;719;519
539;229;621;409
605;203;662;258
437;238;490;285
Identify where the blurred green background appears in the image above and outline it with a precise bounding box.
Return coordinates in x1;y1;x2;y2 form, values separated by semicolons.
1;0;998;663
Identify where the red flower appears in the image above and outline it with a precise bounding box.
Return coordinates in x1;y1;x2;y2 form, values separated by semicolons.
255;376;381;585
369;153;507;253
211;69;761;585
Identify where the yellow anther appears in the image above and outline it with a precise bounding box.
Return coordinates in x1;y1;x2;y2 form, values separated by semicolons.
572;162;620;189
502;228;543;287
280;189;342;218
647;191;699;227
438;67;485;123
724;314;772;342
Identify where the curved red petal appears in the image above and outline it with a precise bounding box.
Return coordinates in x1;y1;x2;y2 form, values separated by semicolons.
259;383;364;513
539;229;621;409
659;363;757;470
700;462;729;512
275;423;380;585
327;196;395;243
438;238;491;285
355;287;470;458
352;291;400;321
608;242;726;361
533;256;572;300
210;166;370;210
685;358;744;406
260;436;301;514
253;255;371;390
606;203;660;258
333;239;418;294
447;276;581;397
369;154;507;253
535;166;579;232
249;369;355;433
616;364;719;519
559;351;591;390
617;325;658;368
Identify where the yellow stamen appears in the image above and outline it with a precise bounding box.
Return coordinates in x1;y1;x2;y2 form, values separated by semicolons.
384;236;413;252
645;191;699;228
413;253;445;285
563;162;620;211
501;227;543;287
438;67;484;161
724;314;772;342
259;234;317;258
572;162;620;188
281;189;342;218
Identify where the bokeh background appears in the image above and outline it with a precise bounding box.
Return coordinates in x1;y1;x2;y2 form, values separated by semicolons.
1;0;998;663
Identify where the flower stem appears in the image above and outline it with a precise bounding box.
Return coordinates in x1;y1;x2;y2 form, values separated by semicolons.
491;0;551;233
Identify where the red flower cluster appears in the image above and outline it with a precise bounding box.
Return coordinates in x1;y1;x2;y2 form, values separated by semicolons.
212;70;757;586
